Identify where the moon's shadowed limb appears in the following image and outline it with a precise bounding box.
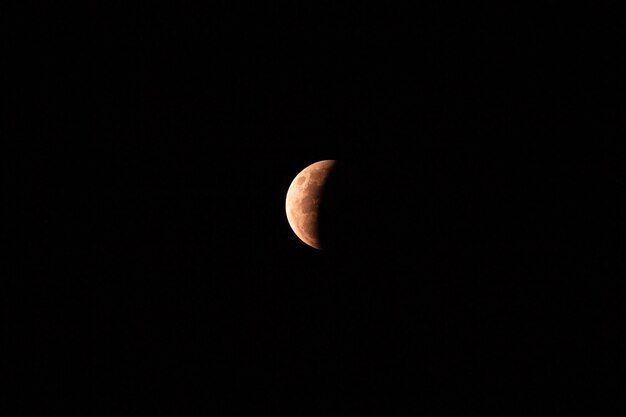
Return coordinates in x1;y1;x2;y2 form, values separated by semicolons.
287;158;426;255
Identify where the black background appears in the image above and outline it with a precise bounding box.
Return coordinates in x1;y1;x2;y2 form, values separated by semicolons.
7;3;625;416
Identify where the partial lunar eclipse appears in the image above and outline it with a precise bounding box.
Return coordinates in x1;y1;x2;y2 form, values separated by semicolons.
285;160;336;249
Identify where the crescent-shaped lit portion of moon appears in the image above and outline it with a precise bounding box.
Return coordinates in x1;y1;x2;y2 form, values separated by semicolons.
285;160;336;249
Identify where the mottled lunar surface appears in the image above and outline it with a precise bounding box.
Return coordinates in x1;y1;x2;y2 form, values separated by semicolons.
285;160;336;249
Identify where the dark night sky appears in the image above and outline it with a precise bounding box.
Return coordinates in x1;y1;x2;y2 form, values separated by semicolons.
7;3;625;416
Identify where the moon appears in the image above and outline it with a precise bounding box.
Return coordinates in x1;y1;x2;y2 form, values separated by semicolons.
285;160;337;249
